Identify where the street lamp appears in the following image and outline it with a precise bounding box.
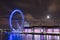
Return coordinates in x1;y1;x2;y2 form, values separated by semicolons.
47;15;50;19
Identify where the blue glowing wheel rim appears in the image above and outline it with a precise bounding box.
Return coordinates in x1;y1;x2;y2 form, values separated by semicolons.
9;9;24;31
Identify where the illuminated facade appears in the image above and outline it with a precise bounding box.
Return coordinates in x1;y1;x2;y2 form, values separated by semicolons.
24;28;60;40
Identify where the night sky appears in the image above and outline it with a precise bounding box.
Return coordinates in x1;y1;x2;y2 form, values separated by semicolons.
0;0;60;28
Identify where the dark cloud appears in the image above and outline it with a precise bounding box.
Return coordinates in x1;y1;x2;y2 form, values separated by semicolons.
0;0;60;27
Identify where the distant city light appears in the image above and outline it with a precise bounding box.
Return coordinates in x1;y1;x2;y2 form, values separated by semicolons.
24;21;29;27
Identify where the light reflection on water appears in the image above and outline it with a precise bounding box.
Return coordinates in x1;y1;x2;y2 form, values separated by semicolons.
8;33;26;40
5;28;60;40
5;33;60;40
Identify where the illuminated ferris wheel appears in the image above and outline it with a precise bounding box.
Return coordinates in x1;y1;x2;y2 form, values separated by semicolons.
9;9;24;32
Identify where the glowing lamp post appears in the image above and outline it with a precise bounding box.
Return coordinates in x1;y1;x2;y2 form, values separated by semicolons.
47;15;50;19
